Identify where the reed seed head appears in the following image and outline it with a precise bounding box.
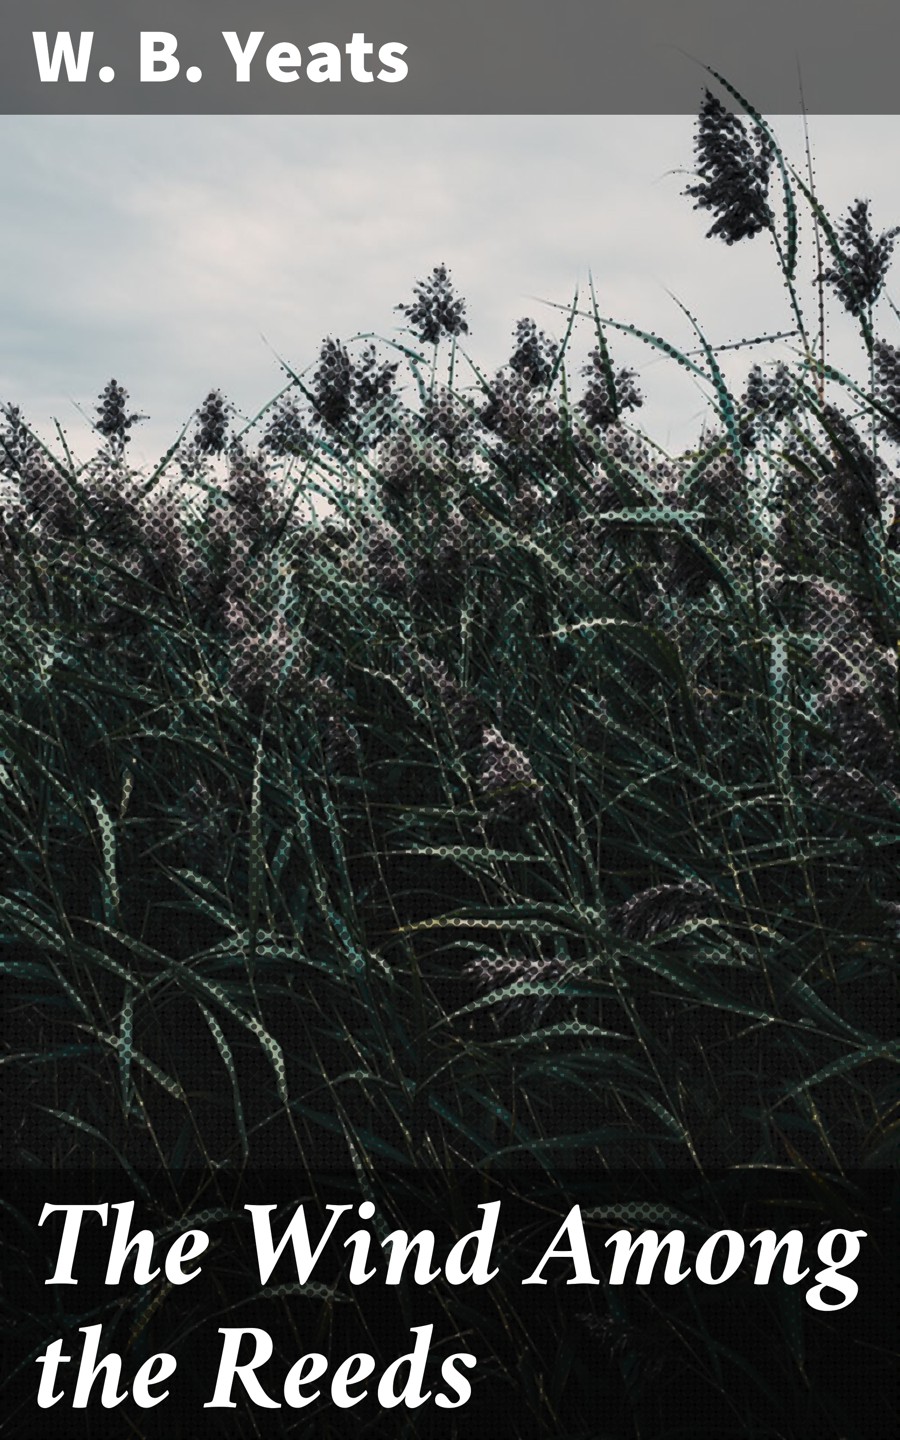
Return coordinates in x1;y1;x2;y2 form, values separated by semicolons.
480;726;543;817
366;521;408;598
421;385;475;456
352;343;399;445
463;951;567;1028
1;403;34;482
509;318;557;388
312;337;353;431
261;399;310;457
684;89;774;245
819;199;900;317
818;402;883;523
195;390;230;454
396;264;469;345
873;339;900;445
742;363;797;424
616;880;716;941
481;368;564;467
95;378;141;448
578;352;643;430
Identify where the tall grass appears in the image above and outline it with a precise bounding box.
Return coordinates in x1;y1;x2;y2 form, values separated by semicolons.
1;73;897;1437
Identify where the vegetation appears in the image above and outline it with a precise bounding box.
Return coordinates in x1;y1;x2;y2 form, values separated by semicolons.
2;71;897;1437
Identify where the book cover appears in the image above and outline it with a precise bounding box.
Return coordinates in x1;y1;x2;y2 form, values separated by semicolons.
1;4;897;1436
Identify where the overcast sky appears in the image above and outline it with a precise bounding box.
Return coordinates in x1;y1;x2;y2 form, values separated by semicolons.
2;113;900;466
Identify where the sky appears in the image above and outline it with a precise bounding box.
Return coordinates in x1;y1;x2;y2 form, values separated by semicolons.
2;113;900;468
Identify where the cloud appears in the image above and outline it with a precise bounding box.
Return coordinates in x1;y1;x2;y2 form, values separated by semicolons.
1;114;898;465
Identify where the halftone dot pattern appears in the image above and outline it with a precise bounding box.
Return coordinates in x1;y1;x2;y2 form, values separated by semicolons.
684;91;775;246
463;952;569;1029
396;263;469;347
1;88;897;1201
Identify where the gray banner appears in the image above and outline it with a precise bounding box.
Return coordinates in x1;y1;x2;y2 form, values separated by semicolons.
1;1;898;114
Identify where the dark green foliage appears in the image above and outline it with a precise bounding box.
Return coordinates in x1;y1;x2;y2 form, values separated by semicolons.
1;87;898;1439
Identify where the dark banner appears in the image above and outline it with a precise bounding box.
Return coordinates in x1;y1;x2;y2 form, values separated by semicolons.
2;1;900;114
3;1168;897;1438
